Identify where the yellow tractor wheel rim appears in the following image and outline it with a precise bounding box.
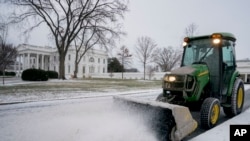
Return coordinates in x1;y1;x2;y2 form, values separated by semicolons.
237;87;243;108
211;104;220;125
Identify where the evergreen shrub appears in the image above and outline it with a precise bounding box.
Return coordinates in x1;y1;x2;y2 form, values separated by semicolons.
21;68;48;81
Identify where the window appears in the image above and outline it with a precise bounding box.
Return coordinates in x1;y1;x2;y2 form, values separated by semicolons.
89;66;95;73
89;57;94;63
68;65;70;73
98;58;100;63
68;54;71;61
222;41;235;67
54;56;56;61
82;66;85;73
103;59;105;64
182;38;211;66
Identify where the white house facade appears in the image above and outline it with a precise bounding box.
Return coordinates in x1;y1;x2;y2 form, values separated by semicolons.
15;44;108;78
237;59;250;83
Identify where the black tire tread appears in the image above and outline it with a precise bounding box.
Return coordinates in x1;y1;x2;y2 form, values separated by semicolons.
200;98;220;129
223;78;244;117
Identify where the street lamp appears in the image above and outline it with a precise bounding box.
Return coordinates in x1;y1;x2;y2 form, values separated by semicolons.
109;58;114;78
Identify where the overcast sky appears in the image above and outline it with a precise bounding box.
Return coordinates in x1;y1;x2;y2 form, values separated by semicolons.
5;0;250;67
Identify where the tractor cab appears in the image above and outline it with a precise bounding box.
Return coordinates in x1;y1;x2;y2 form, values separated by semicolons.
182;33;237;100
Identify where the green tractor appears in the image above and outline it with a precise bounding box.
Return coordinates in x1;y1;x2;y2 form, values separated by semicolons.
114;32;245;140
157;32;245;129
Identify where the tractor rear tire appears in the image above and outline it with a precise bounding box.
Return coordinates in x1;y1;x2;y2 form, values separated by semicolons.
223;78;244;117
200;98;220;129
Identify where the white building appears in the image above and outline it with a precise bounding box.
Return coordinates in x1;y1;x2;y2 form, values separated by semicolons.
15;44;108;78
237;59;250;83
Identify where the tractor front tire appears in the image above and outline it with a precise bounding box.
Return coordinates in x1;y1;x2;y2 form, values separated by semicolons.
200;98;220;129
223;78;245;117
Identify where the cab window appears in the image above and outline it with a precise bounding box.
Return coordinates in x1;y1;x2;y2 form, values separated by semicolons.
222;41;235;67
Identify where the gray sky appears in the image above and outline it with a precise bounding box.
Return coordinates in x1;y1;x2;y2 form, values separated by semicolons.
6;0;250;65
119;0;250;60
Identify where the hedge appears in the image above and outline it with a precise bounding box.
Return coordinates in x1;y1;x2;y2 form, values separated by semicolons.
0;71;16;76
46;70;58;79
21;68;48;81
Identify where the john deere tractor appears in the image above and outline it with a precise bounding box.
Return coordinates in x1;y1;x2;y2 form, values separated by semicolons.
157;32;245;129
114;32;244;141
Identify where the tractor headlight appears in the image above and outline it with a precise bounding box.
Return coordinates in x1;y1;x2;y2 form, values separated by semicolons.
211;33;222;45
169;76;176;82
183;37;189;47
182;41;188;47
164;76;176;82
212;38;221;44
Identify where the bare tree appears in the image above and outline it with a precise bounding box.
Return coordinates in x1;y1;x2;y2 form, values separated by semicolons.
184;23;198;37
72;18;123;78
153;46;182;72
0;23;17;85
5;0;128;79
146;65;156;80
135;36;157;80
0;18;7;45
117;45;132;79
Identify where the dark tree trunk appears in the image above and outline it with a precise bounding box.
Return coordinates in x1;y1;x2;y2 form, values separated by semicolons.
59;53;66;80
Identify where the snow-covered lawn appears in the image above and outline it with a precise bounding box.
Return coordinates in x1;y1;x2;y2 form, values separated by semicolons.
0;78;249;105
0;79;161;104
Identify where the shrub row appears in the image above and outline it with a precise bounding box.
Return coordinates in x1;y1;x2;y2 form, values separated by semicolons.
46;70;59;79
0;71;16;76
21;69;58;81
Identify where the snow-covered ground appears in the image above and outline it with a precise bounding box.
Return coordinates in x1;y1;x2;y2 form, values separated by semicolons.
0;79;249;141
0;79;161;104
191;84;250;141
0;98;160;141
191;108;250;141
0;79;161;141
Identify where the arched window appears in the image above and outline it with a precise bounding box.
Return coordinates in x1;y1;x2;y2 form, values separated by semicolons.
89;57;95;62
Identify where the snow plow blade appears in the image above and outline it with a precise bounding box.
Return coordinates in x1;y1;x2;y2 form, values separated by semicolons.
113;95;197;141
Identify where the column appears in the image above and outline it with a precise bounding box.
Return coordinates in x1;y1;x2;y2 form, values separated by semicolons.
21;54;24;70
23;54;26;70
14;58;17;76
48;56;50;70
36;54;39;69
41;54;44;70
18;54;21;73
28;53;30;69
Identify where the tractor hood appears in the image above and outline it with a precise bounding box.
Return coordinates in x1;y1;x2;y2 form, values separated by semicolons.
169;64;209;76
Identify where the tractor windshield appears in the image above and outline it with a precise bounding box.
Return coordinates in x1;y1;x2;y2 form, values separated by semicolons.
182;38;217;66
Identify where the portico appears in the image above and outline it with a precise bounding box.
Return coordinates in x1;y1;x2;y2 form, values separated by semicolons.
15;44;108;78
